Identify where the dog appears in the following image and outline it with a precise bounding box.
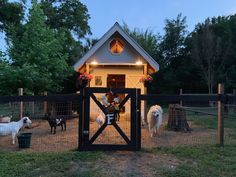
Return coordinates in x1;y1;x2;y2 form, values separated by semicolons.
147;105;163;137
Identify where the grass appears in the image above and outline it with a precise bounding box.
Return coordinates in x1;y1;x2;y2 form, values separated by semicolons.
156;109;236;177
2;144;235;177
0;151;108;177
149;144;236;177
1;107;235;177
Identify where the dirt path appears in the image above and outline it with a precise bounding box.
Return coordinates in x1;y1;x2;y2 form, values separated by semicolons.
0;118;217;152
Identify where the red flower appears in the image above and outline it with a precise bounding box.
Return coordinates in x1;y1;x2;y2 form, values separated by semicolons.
78;72;93;81
139;75;153;83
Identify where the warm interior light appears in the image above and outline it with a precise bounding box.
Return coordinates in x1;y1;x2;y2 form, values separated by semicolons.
91;61;98;65
136;61;143;65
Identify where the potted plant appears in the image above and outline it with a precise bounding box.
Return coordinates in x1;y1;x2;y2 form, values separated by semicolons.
139;75;153;87
76;72;93;89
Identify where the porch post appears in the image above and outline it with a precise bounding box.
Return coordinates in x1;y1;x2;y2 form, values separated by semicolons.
86;63;90;87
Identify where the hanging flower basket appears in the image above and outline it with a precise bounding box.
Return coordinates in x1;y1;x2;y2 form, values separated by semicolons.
76;72;93;89
139;75;153;88
144;81;151;87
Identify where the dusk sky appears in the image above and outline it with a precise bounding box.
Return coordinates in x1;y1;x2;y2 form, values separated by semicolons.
80;0;236;37
1;0;236;52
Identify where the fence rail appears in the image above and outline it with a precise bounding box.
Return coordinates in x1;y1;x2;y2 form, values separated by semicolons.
0;94;82;103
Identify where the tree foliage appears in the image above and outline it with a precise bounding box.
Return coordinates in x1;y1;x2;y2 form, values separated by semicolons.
153;14;192;94
123;23;161;61
0;0;24;33
160;13;188;67
3;0;72;95
40;0;91;65
191;18;233;93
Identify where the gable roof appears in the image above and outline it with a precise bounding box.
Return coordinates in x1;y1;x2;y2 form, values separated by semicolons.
74;22;159;71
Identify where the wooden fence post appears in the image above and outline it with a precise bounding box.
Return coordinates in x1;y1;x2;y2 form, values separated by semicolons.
32;93;35;115
19;88;23;119
180;88;183;106
44;91;48;114
233;89;236;105
218;83;224;146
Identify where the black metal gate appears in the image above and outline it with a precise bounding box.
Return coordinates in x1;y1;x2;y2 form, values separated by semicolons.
78;87;141;151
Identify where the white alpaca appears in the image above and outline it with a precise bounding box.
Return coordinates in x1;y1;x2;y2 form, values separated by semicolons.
0;117;32;144
147;105;163;137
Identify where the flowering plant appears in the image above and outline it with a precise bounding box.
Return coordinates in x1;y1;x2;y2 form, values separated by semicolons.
139;75;153;83
78;72;93;81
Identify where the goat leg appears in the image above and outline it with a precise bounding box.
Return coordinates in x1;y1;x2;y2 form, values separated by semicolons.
54;126;56;134
12;133;16;145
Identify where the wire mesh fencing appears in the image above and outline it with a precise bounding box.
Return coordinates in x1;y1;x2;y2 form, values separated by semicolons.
0;99;80;152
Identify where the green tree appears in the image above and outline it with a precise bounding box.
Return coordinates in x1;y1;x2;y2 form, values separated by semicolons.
40;0;91;65
7;0;71;95
153;14;191;94
191;18;232;93
0;0;24;33
123;23;161;61
160;13;188;67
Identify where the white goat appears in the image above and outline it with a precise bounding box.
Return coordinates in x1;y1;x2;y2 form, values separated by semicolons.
0;117;32;144
0;115;12;123
147;105;163;137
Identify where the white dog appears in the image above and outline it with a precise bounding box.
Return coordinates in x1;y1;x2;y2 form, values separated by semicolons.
147;105;163;137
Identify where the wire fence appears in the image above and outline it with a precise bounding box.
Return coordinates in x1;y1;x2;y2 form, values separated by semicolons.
0;95;80;152
0;88;236;152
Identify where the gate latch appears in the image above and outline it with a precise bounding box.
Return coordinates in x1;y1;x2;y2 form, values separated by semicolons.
83;130;89;134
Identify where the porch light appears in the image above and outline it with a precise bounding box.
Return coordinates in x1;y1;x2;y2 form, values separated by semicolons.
136;61;143;65
91;61;98;65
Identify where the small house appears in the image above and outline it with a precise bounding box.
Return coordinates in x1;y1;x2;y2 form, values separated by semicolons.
74;22;159;119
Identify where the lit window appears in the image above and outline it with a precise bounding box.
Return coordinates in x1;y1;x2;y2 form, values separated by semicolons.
109;39;124;54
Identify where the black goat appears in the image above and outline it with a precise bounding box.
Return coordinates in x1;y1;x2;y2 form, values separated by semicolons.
44;113;66;134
